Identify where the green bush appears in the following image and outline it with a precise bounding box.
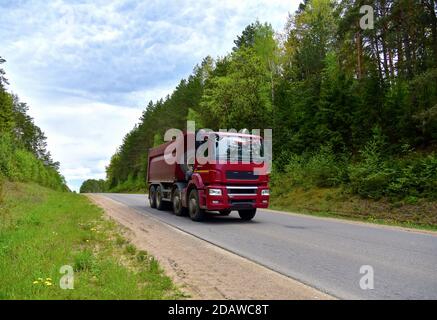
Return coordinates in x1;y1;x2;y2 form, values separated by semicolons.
387;154;437;199
347;128;437;199
349;165;394;199
0;136;16;178
348;135;388;199
349;154;437;200
305;145;348;187
0;135;65;191
0;175;4;205
279;145;347;188
275;130;437;201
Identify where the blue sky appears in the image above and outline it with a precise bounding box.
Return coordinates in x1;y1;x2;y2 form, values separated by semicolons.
0;0;299;192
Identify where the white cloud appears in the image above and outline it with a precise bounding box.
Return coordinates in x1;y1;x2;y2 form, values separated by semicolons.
0;0;301;191
27;99;143;191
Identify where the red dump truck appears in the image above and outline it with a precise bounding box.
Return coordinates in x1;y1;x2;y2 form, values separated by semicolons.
147;131;270;221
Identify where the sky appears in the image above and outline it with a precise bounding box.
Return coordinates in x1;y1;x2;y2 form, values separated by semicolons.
0;0;300;192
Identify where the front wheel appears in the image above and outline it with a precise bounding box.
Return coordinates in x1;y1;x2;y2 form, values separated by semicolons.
188;189;205;221
238;209;256;221
172;188;187;216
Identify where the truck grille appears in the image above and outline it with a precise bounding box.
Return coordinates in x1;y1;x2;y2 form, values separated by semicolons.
226;186;257;196
226;171;258;180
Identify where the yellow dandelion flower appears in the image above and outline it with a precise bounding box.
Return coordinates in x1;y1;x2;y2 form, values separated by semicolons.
46;277;52;281
44;281;53;286
33;281;39;284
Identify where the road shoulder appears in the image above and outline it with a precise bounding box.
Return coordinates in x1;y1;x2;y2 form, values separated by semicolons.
87;194;334;300
265;207;437;236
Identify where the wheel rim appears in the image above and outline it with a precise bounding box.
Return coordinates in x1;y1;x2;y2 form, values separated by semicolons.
156;189;161;206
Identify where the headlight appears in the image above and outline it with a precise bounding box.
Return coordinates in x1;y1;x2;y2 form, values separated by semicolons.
261;189;270;196
209;188;222;196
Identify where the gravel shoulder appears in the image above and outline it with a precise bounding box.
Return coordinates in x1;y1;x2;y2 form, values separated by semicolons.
87;194;333;300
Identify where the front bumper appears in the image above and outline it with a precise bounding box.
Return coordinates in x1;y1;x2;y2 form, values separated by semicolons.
200;185;269;211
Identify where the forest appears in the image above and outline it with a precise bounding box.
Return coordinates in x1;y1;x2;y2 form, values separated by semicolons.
0;57;66;191
98;0;437;206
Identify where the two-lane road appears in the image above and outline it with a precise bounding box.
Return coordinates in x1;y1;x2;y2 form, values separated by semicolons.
100;193;437;299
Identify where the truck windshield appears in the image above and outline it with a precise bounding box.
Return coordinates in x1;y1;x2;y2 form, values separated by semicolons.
214;135;263;163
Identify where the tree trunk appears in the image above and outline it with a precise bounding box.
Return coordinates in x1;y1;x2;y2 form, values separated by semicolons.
356;27;363;79
373;33;384;82
428;0;437;67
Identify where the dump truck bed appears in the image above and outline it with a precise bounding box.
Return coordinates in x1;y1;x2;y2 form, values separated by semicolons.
147;140;186;183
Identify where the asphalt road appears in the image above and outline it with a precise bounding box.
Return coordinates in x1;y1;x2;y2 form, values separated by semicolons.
100;193;437;299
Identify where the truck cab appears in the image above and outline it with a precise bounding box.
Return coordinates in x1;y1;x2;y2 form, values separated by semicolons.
147;131;270;221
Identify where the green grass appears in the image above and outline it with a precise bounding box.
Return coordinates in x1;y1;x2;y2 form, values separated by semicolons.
270;186;437;232
0;181;184;299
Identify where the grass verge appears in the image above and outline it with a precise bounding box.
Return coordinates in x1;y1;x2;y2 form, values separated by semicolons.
0;181;184;299
271;187;437;231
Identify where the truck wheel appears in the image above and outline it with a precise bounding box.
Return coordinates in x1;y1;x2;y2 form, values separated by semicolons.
172;188;187;216
219;209;231;216
149;185;157;208
238;209;256;221
156;185;165;210
188;189;205;221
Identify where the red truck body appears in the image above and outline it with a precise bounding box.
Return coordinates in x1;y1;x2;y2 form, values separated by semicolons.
147;131;269;221
147;140;186;183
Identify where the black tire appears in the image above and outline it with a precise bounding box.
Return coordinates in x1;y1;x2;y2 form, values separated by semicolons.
219;209;232;216
172;187;187;216
149;185;157;208
156;185;165;210
188;189;205;221
238;209;256;221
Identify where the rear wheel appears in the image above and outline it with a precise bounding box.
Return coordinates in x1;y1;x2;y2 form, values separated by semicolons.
172;188;187;216
238;209;256;221
188;189;205;221
149;185;157;208
156;185;165;210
